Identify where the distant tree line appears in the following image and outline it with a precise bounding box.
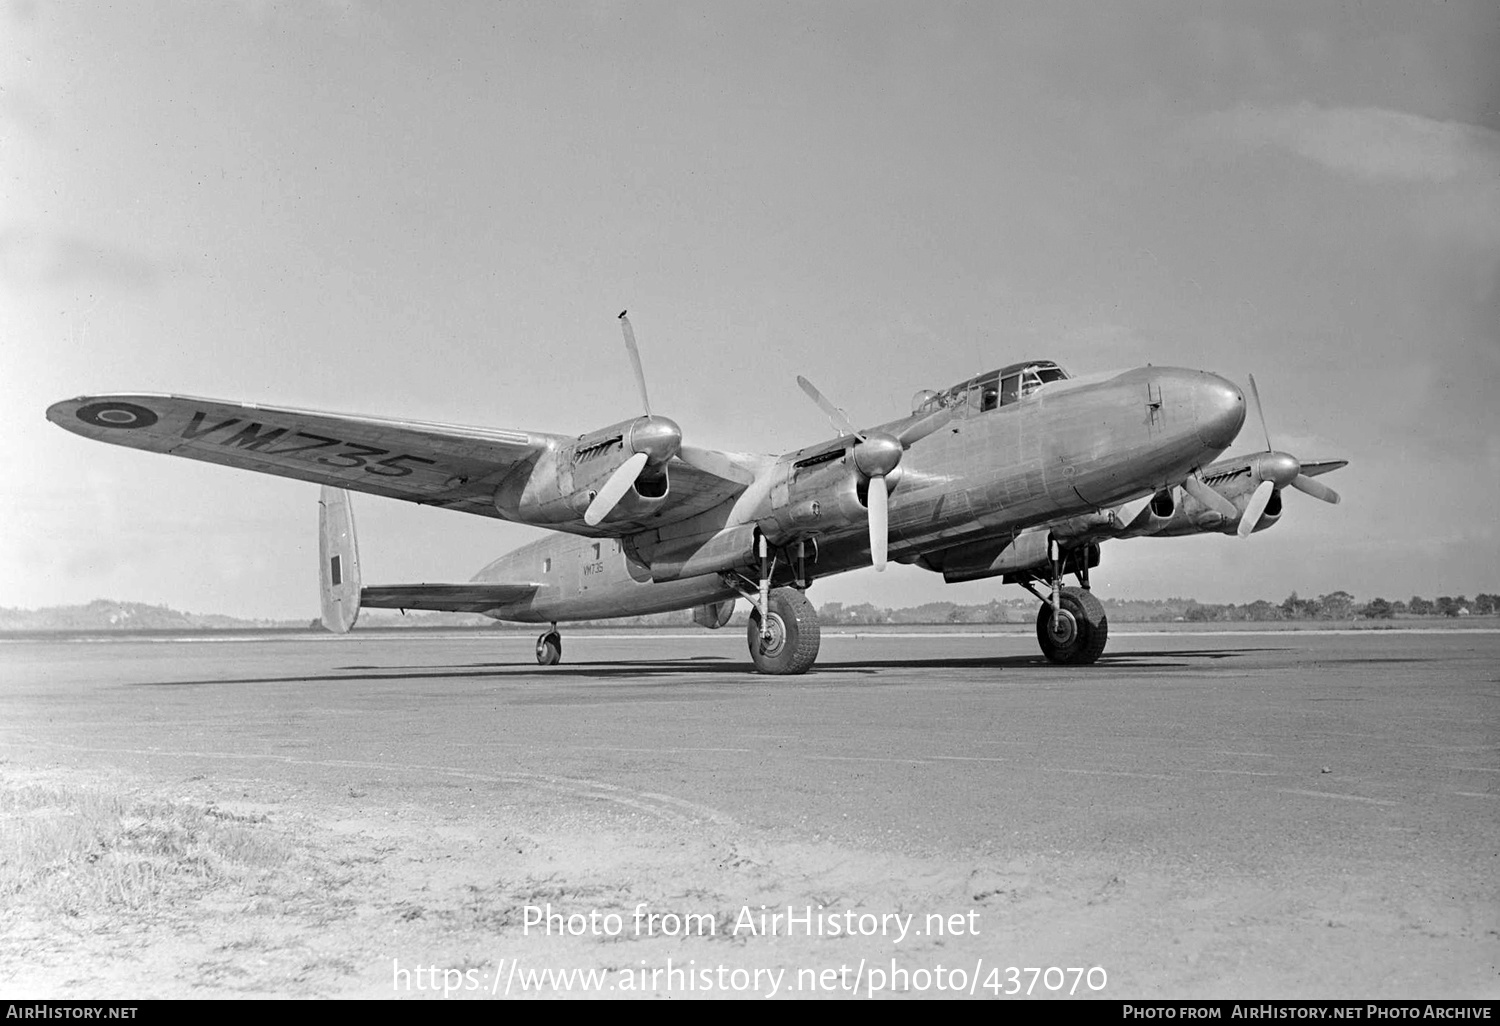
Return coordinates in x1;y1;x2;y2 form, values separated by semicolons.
816;591;1498;625
1176;591;1496;622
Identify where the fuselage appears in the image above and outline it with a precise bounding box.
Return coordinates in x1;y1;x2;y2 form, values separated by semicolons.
468;364;1245;623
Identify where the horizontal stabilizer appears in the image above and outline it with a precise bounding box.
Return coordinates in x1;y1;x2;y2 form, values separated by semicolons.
359;583;540;613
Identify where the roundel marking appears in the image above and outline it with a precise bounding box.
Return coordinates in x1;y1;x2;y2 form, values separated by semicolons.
75;401;159;430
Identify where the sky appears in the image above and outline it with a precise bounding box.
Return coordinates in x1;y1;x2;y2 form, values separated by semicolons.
2;1;1497;619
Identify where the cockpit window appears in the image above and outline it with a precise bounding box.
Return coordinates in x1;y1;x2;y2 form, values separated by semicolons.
1021;364;1067;396
1000;374;1020;405
921;360;1070;415
978;373;1000;412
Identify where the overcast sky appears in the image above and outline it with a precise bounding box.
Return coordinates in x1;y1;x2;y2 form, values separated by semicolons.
3;1;1497;618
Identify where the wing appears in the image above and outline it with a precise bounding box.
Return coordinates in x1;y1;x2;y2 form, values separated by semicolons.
48;393;761;531
48;393;565;520
360;583;539;613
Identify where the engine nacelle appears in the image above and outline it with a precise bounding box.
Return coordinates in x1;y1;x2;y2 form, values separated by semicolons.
495;416;678;527
1116;488;1177;537
765;448;884;541
691;600;736;629
1154;481;1282;537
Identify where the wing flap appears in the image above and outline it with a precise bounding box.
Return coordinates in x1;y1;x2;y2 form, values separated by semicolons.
360;583;541;613
47;394;560;517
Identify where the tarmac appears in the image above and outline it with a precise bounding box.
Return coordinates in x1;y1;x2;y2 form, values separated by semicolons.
2;627;1496;998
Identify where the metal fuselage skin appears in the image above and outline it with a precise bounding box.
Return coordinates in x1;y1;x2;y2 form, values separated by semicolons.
474;366;1245;624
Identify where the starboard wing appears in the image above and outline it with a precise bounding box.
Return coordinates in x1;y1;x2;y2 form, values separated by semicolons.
49;393;762;532
48;393;557;519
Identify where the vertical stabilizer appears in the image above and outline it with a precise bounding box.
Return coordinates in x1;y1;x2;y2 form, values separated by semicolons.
318;486;361;633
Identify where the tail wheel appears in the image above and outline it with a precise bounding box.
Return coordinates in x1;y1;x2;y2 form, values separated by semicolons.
536;631;562;666
1036;587;1108;665
747;587;821;675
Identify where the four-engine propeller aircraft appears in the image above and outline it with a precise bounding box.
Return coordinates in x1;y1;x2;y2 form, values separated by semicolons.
47;313;1343;673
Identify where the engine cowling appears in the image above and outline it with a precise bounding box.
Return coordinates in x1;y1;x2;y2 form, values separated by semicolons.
764;447;888;542
495;415;681;527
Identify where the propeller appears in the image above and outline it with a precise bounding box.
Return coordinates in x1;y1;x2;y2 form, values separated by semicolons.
1290;473;1340;504
1182;472;1239;520
1236;480;1275;538
1113;493;1155;530
618;311;651;416
795;375;930;571
584;451;648;526
583;313;677;526
584;312;759;525
1235;373;1341;536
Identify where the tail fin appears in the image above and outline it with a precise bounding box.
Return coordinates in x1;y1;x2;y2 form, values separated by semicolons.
318;486;362;633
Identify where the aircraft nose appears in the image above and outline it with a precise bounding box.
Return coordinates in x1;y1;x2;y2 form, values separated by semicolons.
1195;373;1246;451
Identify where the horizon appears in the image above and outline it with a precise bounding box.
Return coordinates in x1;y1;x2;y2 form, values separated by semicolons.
7;587;1494;622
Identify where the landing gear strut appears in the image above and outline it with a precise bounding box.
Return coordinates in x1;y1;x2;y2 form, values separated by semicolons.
535;624;562;666
731;535;821;674
1020;538;1108;664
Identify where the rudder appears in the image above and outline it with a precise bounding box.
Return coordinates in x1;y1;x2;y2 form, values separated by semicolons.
318;486;362;632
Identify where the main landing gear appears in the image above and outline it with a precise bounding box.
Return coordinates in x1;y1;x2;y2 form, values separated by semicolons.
747;588;820;675
734;535;821;674
535;624;562;666
1018;538;1108;665
1034;587;1107;664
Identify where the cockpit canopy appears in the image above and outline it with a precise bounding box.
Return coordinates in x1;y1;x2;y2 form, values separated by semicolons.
912;360;1071;415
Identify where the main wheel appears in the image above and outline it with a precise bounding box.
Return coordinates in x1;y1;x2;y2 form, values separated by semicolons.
535;631;562;666
1035;586;1108;665
747;587;821;675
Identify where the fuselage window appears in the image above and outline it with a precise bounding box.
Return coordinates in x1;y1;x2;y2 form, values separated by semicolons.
543;557;552;573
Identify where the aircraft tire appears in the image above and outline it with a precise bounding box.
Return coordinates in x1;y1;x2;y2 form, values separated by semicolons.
536;631;562;666
747;587;821;675
1035;587;1108;665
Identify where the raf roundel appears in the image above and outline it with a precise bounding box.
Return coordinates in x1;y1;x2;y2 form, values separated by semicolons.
75;401;159;430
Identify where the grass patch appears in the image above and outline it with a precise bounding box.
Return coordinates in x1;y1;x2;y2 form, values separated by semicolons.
0;782;290;916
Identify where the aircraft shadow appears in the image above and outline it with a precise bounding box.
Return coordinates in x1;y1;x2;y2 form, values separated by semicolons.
124;647;1259;688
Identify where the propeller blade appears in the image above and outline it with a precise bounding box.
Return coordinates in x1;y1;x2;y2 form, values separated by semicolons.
1248;373;1272;452
796;375;864;440
1114;494;1153;529
1237;480;1275;538
583;451;648;526
1183;473;1239;519
894;406;952;447
867;473;889;571
1291;474;1341;504
618;311;651;416
677;444;756;485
